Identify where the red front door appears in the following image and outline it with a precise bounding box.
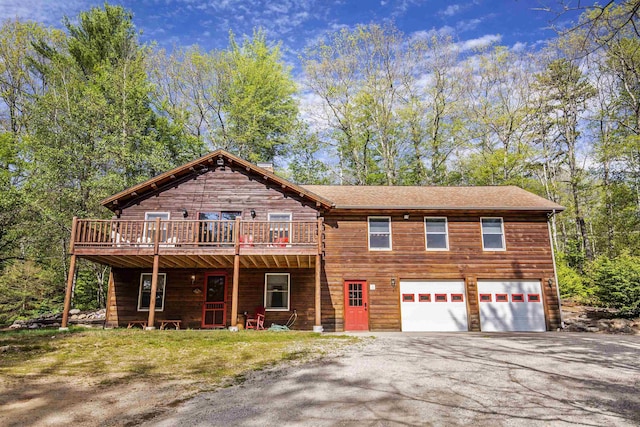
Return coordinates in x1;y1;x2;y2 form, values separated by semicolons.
344;280;369;331
202;273;227;328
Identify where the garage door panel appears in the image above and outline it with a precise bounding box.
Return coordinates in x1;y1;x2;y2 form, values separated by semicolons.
478;280;546;332
400;280;468;332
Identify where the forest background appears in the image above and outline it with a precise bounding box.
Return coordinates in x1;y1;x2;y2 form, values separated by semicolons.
0;1;639;324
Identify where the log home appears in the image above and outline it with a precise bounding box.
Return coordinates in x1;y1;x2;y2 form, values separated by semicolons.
61;149;564;332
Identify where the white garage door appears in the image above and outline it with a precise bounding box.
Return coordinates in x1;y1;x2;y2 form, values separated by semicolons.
400;280;468;332
477;280;546;332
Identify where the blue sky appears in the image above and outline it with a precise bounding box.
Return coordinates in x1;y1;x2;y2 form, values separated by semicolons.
1;0;594;65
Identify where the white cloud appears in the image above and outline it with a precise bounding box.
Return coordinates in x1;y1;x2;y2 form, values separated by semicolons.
442;4;461;16
458;34;501;51
511;41;526;52
0;0;94;27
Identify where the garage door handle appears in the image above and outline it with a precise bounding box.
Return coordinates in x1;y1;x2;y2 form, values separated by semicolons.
364;302;367;311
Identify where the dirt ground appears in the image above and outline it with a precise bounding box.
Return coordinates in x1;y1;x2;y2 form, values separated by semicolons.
0;376;206;427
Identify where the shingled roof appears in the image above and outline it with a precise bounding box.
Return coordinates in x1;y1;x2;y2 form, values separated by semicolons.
302;185;564;212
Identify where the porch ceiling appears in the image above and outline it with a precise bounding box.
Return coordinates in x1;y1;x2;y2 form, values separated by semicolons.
78;253;317;269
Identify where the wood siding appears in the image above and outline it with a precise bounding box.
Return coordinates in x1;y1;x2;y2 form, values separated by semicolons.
118;165;318;222
321;211;561;332
107;267;317;330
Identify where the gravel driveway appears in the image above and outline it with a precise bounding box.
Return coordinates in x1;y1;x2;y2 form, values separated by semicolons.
146;333;640;426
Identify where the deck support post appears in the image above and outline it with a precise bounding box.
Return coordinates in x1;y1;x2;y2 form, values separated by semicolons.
313;218;323;332
229;217;241;331
146;254;160;330
60;217;78;330
230;254;240;331
60;254;77;330
146;217;162;330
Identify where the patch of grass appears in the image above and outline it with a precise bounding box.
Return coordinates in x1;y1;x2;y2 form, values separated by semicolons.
0;328;356;388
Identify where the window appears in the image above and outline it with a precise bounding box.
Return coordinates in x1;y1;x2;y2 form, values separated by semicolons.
368;217;392;250
199;211;241;243
265;273;290;311
451;294;464;302
419;294;431;302
268;213;292;243
402;294;415;302
435;294;447;302
496;294;508;302
479;294;492;302
481;217;505;250
145;212;170;243
138;273;166;311
512;294;524;302
528;294;541;302
425;217;449;250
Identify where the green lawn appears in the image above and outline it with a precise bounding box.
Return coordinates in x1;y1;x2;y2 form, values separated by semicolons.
0;328;356;387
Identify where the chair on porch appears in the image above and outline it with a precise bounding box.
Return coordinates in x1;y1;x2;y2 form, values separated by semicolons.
245;306;265;330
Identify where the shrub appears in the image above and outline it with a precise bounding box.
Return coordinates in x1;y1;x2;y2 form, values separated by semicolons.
586;252;640;317
556;252;593;303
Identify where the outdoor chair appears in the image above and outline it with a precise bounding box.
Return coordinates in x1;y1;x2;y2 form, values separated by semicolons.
246;306;265;330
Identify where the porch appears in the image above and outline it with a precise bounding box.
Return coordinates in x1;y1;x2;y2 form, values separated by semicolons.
61;217;324;331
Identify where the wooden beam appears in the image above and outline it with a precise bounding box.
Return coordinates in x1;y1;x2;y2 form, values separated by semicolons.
146;254;160;329
69;217;78;254
104;270;114;327
231;254;240;329
315;253;321;329
60;254;77;329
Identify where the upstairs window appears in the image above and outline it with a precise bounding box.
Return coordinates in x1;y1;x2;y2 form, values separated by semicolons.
144;212;170;243
368;217;392;250
268;213;292;243
481;217;505;250
425;217;449;250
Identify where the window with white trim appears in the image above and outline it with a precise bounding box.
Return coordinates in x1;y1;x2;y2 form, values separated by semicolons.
265;273;290;311
425;217;449;250
481;217;505;250
137;273;166;311
144;212;170;243
368;217;392;250
268;212;292;243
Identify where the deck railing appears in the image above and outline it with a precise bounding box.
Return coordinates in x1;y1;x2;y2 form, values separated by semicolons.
72;219;319;249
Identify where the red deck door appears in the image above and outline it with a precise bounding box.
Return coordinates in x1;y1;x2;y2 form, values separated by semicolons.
202;273;227;328
344;280;369;331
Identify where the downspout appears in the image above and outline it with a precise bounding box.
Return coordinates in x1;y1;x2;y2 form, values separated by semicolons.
548;209;564;329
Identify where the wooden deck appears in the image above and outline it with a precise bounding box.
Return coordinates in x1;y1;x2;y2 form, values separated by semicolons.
71;218;322;268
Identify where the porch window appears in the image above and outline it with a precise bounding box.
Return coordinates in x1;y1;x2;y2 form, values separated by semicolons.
198;211;241;243
368;217;392;250
425;217;449;250
268;213;291;243
137;273;166;311
265;273;290;311
481;217;505;250
144;212;169;243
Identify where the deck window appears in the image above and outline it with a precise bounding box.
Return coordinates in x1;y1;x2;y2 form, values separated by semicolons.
481;217;505;250
268;213;292;243
368;217;392;250
144;212;170;243
265;273;290;311
137;273;166;311
425;217;449;250
198;211;241;243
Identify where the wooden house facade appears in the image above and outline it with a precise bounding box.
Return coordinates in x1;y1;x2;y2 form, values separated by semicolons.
61;150;564;332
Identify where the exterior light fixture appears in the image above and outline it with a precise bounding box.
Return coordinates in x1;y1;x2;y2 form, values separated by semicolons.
191;274;196;285
391;278;396;289
182;208;188;218
250;209;256;219
548;278;553;288
403;214;410;220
